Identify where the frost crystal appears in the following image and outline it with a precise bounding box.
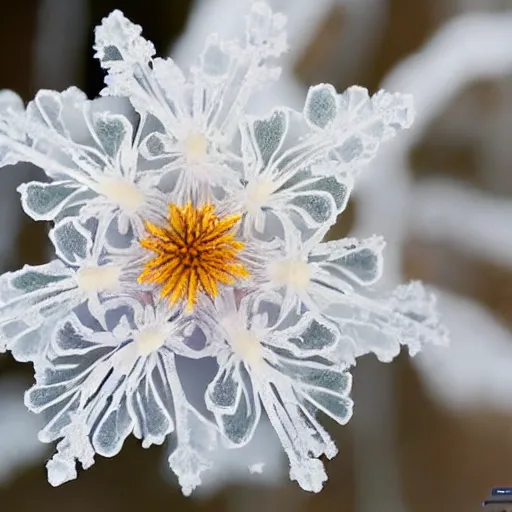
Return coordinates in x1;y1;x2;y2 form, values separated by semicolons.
0;2;447;494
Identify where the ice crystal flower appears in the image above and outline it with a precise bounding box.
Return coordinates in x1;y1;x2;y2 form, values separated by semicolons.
0;1;448;495
0;87;166;238
94;4;286;197
24;299;214;488
200;290;353;492
0;220;134;364
233;85;412;236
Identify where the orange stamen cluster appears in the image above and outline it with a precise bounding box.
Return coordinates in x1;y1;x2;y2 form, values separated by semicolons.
138;202;249;311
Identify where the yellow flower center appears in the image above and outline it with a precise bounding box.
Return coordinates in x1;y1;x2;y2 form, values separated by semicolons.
138;202;249;311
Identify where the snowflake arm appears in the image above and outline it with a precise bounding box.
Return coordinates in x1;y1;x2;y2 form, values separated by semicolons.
24;300;199;487
260;233;446;364
236;85;413;237
323;281;449;363
0;88;165;237
0;220;136;365
203;291;353;492
95;3;286;134
94;3;287;194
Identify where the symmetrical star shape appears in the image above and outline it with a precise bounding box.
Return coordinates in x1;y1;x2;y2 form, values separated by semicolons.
0;2;448;495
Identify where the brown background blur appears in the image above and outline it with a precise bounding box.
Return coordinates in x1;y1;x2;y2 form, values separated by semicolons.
0;1;511;511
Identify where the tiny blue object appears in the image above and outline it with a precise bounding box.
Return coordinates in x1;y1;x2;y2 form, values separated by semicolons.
492;487;512;496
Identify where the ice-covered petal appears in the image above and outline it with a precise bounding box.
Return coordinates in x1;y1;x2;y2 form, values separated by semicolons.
311;236;385;286
304;84;339;130
18;180;88;221
269;313;341;356
92;397;133;457
49;220;93;266
248;108;288;171
0;260;78;362
277;171;351;230
284;171;352;216
139;130;172;161
128;361;175;448
91;111;134;161
207;360;260;447
272;355;351;405
218;385;261;447
205;355;241;415
240;108;299;183
324;281;449;363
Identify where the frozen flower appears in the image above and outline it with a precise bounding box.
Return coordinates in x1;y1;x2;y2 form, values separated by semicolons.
94;3;287;197
0;1;447;495
0;220;135;364
24;298;215;489
200;290;352;492
233;84;413;236
0;87;166;238
259;230;448;364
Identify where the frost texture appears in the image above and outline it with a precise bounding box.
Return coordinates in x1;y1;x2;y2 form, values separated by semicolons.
0;1;446;495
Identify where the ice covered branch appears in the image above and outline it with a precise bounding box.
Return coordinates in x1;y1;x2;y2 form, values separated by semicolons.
411;178;512;269
381;10;512;153
415;289;512;411
355;11;512;282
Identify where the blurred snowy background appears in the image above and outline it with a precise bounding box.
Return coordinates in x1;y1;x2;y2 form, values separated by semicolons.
1;0;512;511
